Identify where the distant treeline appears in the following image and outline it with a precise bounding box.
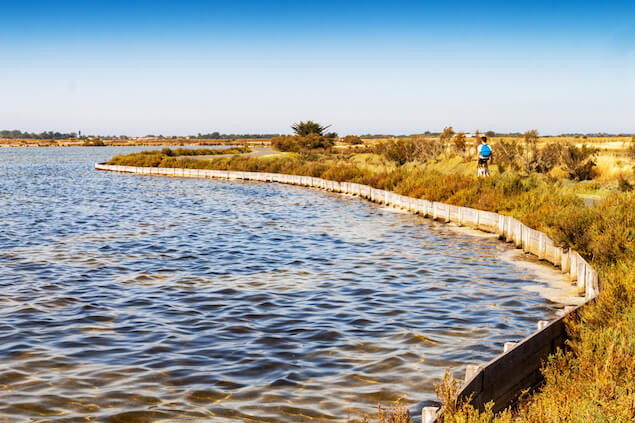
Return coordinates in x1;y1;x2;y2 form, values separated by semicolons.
362;132;634;138
2;129;632;140
188;132;279;139
0;130;276;140
0;130;78;139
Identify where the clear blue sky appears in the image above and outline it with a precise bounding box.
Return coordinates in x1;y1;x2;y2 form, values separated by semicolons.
1;0;633;135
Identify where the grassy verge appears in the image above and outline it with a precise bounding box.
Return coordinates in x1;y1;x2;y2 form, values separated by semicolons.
106;148;634;422
107;146;251;167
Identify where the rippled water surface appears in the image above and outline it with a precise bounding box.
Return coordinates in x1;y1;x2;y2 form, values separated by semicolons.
1;147;566;422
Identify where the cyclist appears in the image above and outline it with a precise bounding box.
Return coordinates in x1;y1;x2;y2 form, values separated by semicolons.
477;136;492;177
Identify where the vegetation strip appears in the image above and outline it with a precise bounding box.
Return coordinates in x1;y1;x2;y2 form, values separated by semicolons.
95;163;603;421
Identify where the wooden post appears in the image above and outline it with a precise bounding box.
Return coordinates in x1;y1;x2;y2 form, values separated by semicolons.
577;261;586;293
537;320;549;331
497;214;506;237
538;233;546;260
465;364;482;382
514;220;523;248
504;342;517;353
569;251;578;282
553;246;562;268
586;268;600;300
505;216;514;243
422;407;439;423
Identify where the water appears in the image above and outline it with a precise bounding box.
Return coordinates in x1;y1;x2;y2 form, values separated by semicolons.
0;147;566;422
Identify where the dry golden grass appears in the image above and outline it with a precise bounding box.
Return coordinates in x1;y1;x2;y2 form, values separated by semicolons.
593;152;634;182
359;404;411;423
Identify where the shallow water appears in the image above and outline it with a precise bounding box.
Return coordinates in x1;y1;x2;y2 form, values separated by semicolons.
1;147;567;422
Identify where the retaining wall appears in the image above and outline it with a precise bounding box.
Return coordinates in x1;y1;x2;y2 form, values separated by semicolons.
95;163;601;421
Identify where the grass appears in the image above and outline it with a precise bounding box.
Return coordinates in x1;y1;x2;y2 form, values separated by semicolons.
106;143;634;422
107;146;251;167
593;152;634;182
358;405;411;423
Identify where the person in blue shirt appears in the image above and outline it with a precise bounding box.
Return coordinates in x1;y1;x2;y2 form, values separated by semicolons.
476;136;493;177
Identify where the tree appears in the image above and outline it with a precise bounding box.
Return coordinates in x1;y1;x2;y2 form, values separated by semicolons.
291;120;331;136
452;132;467;153
379;139;420;165
521;129;540;173
440;126;455;144
412;135;445;161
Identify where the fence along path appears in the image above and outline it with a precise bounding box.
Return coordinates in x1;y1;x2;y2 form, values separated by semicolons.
95;163;601;421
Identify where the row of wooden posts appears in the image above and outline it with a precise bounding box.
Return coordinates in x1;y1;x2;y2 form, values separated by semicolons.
96;163;601;422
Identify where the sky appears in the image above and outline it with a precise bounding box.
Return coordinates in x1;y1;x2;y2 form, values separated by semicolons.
1;0;634;136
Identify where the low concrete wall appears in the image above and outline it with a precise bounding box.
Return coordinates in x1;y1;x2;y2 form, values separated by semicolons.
95;163;601;420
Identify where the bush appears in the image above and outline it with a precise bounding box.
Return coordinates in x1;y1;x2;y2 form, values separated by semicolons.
83;138;105;146
493;139;523;172
303;133;334;149
343;135;363;145
533;142;564;174
412;135;445;161
272;134;334;152
452;132;467;154
561;144;597;180
376;139;420;165
271;135;301;152
440;126;455;146
520;129;540;173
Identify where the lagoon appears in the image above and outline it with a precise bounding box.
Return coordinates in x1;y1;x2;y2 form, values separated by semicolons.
1;147;571;422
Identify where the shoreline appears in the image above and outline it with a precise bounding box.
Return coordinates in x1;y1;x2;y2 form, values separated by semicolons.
95;163;600;421
381;204;585;307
